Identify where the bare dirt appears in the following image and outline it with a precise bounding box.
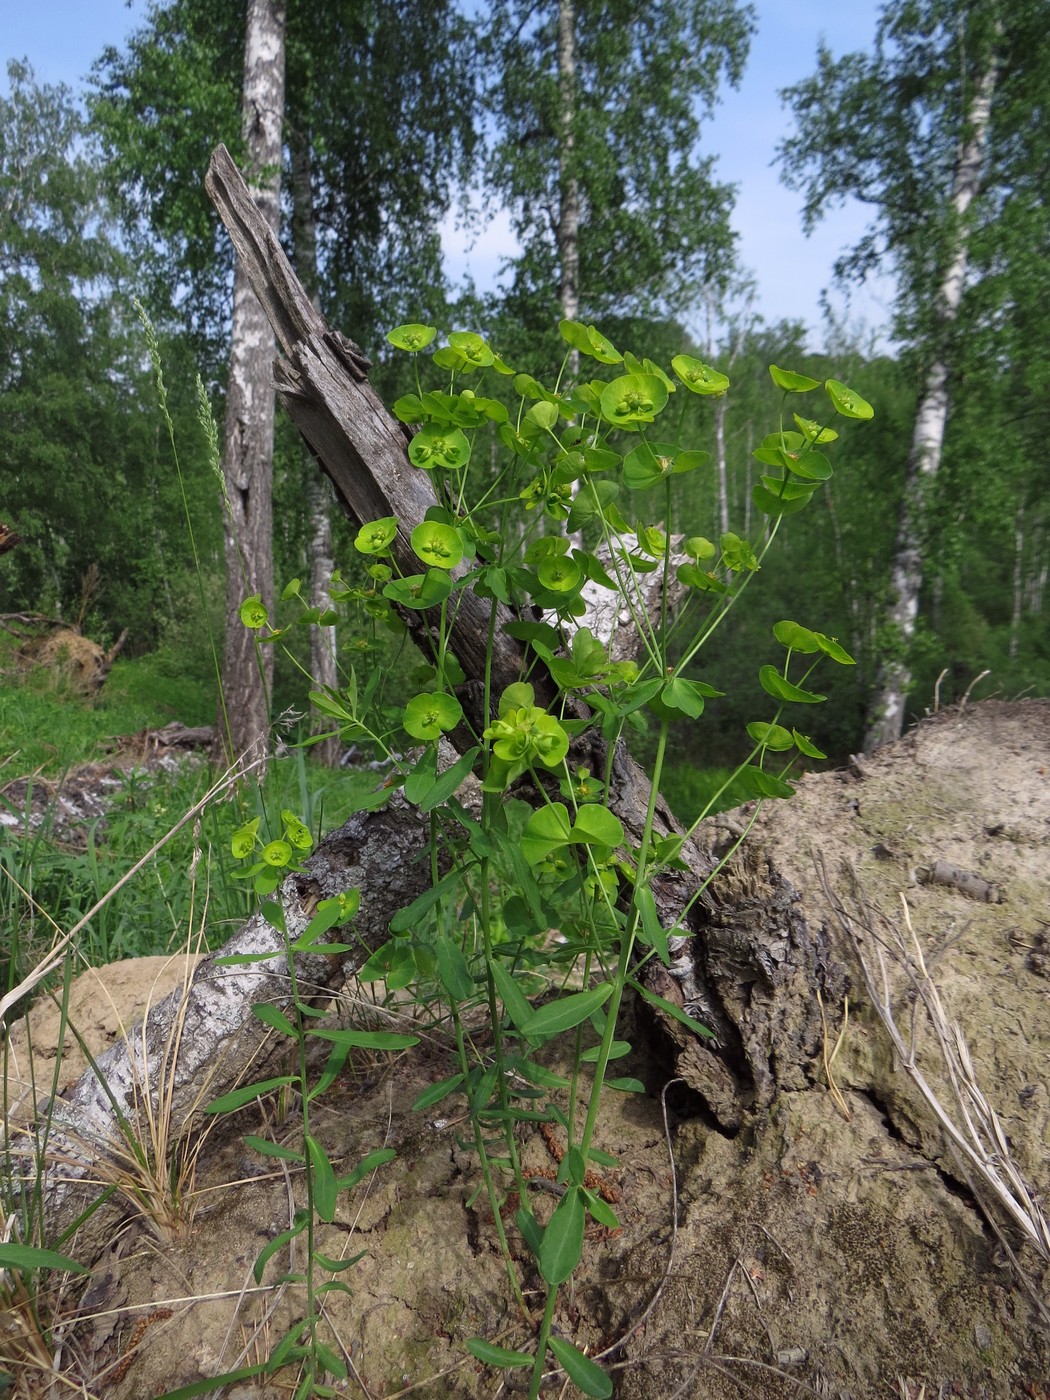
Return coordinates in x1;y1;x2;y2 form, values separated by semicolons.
5;699;1050;1399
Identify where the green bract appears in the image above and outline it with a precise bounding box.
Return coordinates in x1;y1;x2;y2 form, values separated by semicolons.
447;330;494;369
825;378;874;420
354;516;398;556
769;364;820;393
600;373;669;427
671;354;729;396
411;521;463;570
403;691;463;740
231;818;260;859
536;555;583;593
383;570;453;609
558;319;622;365
746;720;794;751
483;698;569;773
793;414;838;444
408;424;471;470
386;322;436;352
262;839;292;868
281;810;313;851
239;594;268;629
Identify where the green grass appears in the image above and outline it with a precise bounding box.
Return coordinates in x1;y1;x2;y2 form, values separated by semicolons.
0;652;380;1009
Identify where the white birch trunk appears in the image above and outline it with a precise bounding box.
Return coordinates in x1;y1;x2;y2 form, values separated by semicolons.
217;0;286;770
863;57;997;752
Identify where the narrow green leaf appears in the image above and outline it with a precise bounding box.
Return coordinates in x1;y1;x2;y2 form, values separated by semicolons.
435;935;474;1002
606;1076;646;1092
490;959;535;1034
154;1363;275;1399
526;983;613;1039
636;885;670;965
0;1244;86;1274
242;1135;305;1163
390;868;466;933
306;1028;418;1050
515;1207;544;1257
547;1336;613;1397
467;1339;533;1368
579;1041;630;1063
253;1215;309;1283
334;1147;397;1193
539;1186;585;1285
411;1072;466;1112
207;1076;296;1114
419;746;480;813
305;1135;338;1222
251;1003;297;1037
581;1188;621;1230
403;747;437;805
632;982;715;1038
316;1254;365;1277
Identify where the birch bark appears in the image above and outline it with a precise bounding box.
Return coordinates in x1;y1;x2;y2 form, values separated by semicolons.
216;0;286;770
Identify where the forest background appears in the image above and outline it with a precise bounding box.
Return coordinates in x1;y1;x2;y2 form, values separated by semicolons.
2;0;1048;872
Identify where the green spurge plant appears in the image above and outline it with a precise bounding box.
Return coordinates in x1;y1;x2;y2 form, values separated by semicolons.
224;321;873;1398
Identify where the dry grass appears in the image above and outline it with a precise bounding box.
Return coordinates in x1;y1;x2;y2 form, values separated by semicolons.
820;855;1050;1266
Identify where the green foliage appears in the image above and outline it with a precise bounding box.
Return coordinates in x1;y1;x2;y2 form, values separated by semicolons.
228;320;871;1396
90;0;477;357
777;2;1050;729
482;0;754;329
0;63;220;644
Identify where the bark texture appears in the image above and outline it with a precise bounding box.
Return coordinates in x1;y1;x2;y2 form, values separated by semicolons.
290;126;340;767
863;58;997;751
216;0;286;769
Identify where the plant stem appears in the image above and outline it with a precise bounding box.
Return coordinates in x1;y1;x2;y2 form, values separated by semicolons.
527;1285;560;1400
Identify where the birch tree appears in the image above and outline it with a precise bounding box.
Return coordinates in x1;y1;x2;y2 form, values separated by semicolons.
484;0;753;336
217;0;286;767
778;1;1015;749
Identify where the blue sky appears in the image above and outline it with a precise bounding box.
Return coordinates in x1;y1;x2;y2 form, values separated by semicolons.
4;0;895;351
